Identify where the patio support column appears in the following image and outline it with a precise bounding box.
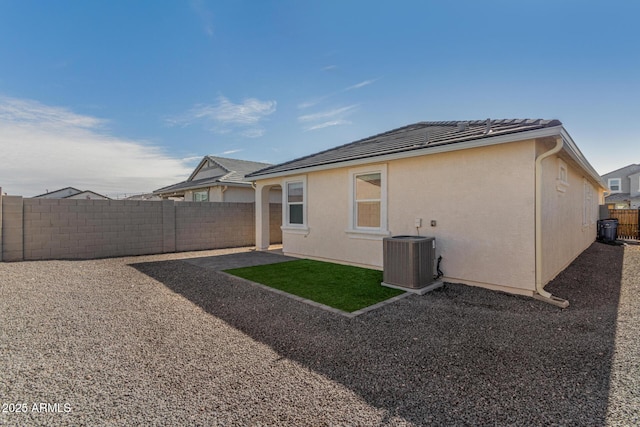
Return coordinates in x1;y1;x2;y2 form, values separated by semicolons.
255;183;270;251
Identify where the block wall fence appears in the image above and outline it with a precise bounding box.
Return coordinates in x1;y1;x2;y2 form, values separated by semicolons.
0;195;282;262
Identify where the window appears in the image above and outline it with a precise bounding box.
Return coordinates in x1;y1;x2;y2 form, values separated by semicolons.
348;165;388;237
355;173;381;228
608;178;621;193
284;178;306;227
193;190;208;202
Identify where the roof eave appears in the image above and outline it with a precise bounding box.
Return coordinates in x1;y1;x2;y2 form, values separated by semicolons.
153;180;252;195
249;125;567;181
559;128;608;190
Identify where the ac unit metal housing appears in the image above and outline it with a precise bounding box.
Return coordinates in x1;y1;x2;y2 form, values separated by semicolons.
382;235;436;289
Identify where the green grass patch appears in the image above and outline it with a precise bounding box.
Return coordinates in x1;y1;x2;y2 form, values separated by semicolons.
224;259;404;313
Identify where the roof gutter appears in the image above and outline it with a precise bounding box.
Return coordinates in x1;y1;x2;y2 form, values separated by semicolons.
533;136;570;308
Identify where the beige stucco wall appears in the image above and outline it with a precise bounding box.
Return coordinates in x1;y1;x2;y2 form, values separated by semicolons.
539;145;602;285
185;186;280;203
265;140;541;295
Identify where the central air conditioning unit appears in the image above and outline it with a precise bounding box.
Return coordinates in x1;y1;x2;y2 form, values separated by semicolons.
382;235;439;293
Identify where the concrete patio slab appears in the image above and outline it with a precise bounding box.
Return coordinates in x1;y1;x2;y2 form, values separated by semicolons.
182;249;297;270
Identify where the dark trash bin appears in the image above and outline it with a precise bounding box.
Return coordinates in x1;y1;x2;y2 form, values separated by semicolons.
597;219;618;242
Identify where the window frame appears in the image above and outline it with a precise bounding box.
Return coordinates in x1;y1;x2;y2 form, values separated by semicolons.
282;176;308;231
608;178;622;193
193;189;209;202
347;164;389;238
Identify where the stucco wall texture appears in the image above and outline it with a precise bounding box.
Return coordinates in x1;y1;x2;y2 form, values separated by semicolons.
267;139;602;296
0;198;282;261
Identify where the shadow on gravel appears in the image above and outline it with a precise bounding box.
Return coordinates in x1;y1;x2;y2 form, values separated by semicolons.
131;242;624;425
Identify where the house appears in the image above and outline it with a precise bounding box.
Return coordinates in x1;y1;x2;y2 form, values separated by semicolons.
33;187;110;200
601;164;640;209
154;156;281;203
248;119;606;306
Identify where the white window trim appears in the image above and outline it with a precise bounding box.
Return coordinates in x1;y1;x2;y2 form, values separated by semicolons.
346;164;389;239
556;159;569;193
608;178;622;193
193;189;209;202
282;176;308;231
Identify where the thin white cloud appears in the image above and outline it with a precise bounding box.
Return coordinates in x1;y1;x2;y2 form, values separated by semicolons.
221;149;243;155
298;105;359;123
346;78;378;90
298;96;329;110
190;0;214;37
298;78;377;110
169;96;276;138
0;96;193;197
298;105;358;131
323;65;337;71
305;119;352;131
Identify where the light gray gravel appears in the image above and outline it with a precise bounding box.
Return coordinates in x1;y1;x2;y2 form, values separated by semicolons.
0;243;638;426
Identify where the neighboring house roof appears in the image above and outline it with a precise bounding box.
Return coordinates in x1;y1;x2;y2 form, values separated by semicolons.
247;119;604;188
64;190;111;200
33;187;82;198
600;163;640;194
124;193;162;201
601;164;640;178
605;193;632;202
154;156;272;194
32;187;110;199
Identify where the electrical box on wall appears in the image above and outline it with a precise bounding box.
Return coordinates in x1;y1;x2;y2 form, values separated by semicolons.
414;218;422;228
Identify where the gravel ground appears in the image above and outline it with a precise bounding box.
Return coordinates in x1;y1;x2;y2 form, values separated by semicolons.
0;242;638;426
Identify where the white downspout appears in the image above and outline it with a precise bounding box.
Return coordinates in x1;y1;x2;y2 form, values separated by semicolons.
220;185;228;202
534;137;570;308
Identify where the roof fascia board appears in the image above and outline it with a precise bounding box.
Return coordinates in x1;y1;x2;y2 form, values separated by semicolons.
559;128;607;189
250;126;564;181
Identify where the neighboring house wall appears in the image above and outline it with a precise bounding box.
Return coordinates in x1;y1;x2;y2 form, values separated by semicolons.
1;197;282;261
602;164;640;193
630;172;640;199
602;164;640;209
184;186;280;203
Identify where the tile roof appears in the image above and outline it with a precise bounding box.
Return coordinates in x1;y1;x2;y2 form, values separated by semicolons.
604;193;637;203
247;119;562;178
154;176;224;193
32;186;82;198
208;156;272;183
601;164;640;178
154;156;272;194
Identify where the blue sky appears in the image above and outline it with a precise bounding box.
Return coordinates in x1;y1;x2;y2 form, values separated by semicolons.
1;0;638;197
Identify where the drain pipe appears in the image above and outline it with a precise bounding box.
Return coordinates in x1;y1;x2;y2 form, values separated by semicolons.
534;137;570;308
